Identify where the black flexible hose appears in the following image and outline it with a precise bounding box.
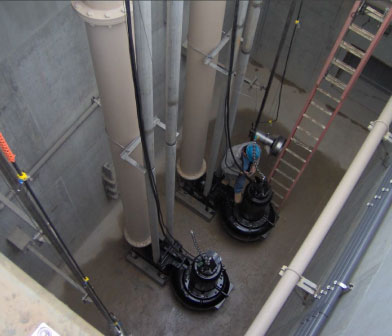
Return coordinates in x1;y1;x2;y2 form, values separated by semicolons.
253;0;298;130
265;0;304;124
8;162;124;334
224;0;253;183
124;1;195;259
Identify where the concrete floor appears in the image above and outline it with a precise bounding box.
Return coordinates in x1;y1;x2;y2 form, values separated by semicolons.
45;59;382;335
48;108;345;336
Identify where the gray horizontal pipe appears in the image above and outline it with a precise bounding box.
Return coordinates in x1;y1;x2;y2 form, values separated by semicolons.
294;165;392;336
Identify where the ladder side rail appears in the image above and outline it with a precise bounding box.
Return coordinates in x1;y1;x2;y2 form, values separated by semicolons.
268;1;361;181
280;9;392;205
313;1;362;87
340;8;392;102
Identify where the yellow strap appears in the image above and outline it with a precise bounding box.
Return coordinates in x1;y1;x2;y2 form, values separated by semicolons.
83;276;90;282
17;171;29;181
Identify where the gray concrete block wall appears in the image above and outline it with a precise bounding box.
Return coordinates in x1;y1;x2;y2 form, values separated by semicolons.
251;0;391;118
0;2;114;285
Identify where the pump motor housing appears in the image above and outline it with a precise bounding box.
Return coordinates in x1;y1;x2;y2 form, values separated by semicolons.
213;177;277;241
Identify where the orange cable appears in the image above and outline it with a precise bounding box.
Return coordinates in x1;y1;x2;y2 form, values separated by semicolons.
0;132;16;163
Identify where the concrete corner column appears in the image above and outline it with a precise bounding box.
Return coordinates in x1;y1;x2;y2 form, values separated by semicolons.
177;0;227;180
72;1;151;247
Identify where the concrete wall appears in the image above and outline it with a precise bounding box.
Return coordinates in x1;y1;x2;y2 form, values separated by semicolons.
0;1;171;288
0;1;112;285
251;0;391;130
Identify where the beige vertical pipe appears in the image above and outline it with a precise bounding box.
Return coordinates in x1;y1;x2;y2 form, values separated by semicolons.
177;1;227;180
245;96;392;336
72;1;151;247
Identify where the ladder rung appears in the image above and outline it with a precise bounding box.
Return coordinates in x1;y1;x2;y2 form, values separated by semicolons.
325;74;347;91
275;168;295;182
340;41;365;58
291;137;313;152
274;192;284;199
349;23;375;41
303;113;326;129
364;5;385;23
297;125;319;142
332;58;355;75
270;177;290;191
271;200;280;208
316;88;341;103
280;158;300;173
311;101;333;116
285;148;306;163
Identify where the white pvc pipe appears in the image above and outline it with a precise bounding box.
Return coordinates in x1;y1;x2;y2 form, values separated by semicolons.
72;1;151;247
229;0;262;134
245;96;392;336
134;1;160;263
165;0;184;234
177;0;226;180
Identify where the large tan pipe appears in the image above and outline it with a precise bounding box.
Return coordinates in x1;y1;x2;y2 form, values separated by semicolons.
177;1;226;180
72;1;150;247
245;96;392;335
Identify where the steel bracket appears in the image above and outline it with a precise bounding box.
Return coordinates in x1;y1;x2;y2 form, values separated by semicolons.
368;121;392;143
153;117;180;137
120;117;179;174
279;265;319;296
120;136;146;174
182;39;263;91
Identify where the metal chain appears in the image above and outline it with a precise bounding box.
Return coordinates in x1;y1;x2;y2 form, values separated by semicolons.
190;230;202;256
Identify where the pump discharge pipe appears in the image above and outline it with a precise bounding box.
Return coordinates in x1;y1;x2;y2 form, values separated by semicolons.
245;95;392;336
72;1;151;248
204;0;262;196
177;0;226;180
165;1;184;234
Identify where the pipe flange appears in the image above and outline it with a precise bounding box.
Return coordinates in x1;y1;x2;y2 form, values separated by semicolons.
72;1;126;26
177;159;207;181
123;227;151;248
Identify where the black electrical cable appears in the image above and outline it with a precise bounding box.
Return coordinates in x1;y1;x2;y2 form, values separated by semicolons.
253;0;298;130
223;0;254;182
8;161;124;334
124;1;195;259
263;0;304;124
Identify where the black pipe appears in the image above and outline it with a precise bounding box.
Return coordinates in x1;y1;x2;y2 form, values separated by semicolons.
253;0;297;129
0;153;125;335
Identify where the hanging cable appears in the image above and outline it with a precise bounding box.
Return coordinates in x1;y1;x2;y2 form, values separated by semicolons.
223;0;254;182
124;1;194;259
0;135;125;335
262;0;304;124
253;0;298;130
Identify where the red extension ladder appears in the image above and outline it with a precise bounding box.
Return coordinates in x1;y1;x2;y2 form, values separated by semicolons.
268;1;392;208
